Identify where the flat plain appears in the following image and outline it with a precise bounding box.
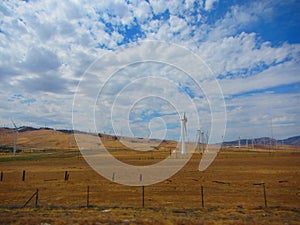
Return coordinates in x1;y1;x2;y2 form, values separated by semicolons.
0;130;299;224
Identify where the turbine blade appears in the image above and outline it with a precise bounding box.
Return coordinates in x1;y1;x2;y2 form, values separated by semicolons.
11;119;17;129
17;126;25;131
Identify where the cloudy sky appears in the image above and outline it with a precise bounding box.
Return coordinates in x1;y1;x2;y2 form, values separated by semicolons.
0;0;299;142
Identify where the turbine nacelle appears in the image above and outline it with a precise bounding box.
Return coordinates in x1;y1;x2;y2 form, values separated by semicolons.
181;112;187;123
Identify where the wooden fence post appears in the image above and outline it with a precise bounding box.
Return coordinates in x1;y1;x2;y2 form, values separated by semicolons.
23;189;39;208
140;174;143;182
112;172;115;182
263;183;268;208
254;182;268;208
35;189;39;208
142;186;145;208
87;185;90;208
64;171;69;181
22;170;26;181
201;185;204;208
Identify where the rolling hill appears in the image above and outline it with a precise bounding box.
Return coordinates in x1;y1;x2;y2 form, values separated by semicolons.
0;127;177;153
0;127;299;153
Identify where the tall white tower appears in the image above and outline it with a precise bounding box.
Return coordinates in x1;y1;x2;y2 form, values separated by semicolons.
196;129;201;154
181;113;187;155
11;120;18;157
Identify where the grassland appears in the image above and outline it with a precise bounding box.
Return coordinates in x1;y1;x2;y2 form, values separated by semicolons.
0;129;299;224
0;143;299;224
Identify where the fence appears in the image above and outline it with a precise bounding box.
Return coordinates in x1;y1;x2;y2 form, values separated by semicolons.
0;169;299;210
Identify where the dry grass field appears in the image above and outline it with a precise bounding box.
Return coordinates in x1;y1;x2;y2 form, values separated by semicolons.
0;131;300;224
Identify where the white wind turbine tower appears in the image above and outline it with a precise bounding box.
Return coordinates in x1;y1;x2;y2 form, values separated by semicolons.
196;129;201;154
180;112;187;155
11;120;19;157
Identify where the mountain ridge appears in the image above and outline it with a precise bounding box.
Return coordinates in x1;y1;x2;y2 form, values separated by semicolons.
223;136;300;147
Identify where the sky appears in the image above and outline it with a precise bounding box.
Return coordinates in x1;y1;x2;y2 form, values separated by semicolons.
0;0;299;142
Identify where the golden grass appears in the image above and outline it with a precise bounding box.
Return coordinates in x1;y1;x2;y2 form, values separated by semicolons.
0;133;299;224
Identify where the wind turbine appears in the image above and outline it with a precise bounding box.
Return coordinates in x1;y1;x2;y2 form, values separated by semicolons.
180;112;187;155
252;138;255;150
201;131;205;153
11;120;19;156
196;129;201;154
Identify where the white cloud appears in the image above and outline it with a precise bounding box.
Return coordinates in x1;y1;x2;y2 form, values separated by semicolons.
219;60;300;97
197;32;300;87
204;0;218;11
21;47;61;73
206;1;273;41
0;0;299;141
149;0;168;15
169;15;187;33
225;92;300;140
71;41;226;143
131;1;152;24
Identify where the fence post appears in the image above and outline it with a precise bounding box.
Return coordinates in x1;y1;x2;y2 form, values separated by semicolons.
64;171;69;181
201;185;204;208
22;170;26;181
87;185;90;208
0;171;3;181
142;186;145;208
263;183;268;208
254;182;268;208
23;189;39;208
140;174;143;182
35;189;39;208
112;172;115;182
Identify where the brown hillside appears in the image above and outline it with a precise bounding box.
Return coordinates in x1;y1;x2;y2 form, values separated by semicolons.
0;129;178;153
0;129;77;152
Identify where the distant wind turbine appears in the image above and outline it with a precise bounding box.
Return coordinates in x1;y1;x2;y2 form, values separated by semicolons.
201;131;205;153
180;112;187;155
11;120;19;157
252;138;255;150
196;129;201;154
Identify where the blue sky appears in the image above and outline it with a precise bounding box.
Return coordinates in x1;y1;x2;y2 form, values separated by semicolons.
0;0;299;142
